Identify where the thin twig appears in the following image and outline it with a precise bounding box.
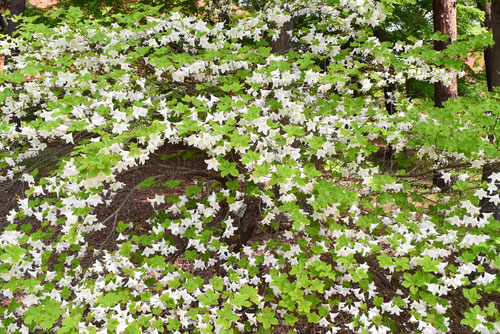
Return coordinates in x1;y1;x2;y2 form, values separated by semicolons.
395;162;471;179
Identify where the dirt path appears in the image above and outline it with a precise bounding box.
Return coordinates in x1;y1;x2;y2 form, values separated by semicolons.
1;0;58;11
29;0;58;8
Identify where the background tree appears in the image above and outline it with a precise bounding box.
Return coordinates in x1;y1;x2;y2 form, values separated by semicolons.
433;0;458;107
4;0;25;129
480;0;500;219
476;0;493;91
432;0;459;189
492;0;500;87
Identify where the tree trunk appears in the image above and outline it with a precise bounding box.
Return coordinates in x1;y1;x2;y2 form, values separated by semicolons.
5;0;25;130
477;0;494;91
268;2;295;55
269;18;295;54
383;83;398;115
480;0;500;220
433;0;458;108
432;0;458;190
492;0;500;88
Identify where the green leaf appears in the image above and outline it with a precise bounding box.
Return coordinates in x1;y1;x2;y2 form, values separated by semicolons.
137;177;156;190
210;276;224;291
116;221;129;233
284;313;298;326
184;249;197;260
58;314;82;334
256;307;278;329
219;159;239;177
184;276;204;293
463;288;481;304
216;305;239;329
197;289;220;306
186;185;202;197
431;31;452;41
164;180;182;188
417;255;441;273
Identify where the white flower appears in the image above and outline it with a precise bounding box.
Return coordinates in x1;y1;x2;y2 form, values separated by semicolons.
489;195;500;206
459;234;490;248
473;273;496;286
474;188;487;200
460;200;480;215
489;172;500;182
193;259;206;270
172;69;188;82
205;158;219;171
132;105;148;118
147;194;165;207
222;223;237;238
304;70;320;85
318;317;330;327
440;172;452;184
360;79;373;92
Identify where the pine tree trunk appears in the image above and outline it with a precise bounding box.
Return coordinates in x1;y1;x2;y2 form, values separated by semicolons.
481;0;500;220
432;0;458;190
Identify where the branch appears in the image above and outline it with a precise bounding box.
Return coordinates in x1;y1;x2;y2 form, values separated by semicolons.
395;163;471;179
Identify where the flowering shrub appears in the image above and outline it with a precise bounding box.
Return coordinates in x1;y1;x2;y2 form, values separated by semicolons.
0;1;499;333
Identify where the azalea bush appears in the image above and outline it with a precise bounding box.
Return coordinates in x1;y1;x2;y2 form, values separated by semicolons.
0;1;499;333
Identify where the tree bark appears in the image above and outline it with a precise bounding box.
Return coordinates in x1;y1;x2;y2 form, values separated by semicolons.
383;83;398;115
433;0;458;108
268;3;295;54
477;0;494;91
433;0;458;190
6;0;25;130
492;0;500;88
480;0;500;220
269;18;295;54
